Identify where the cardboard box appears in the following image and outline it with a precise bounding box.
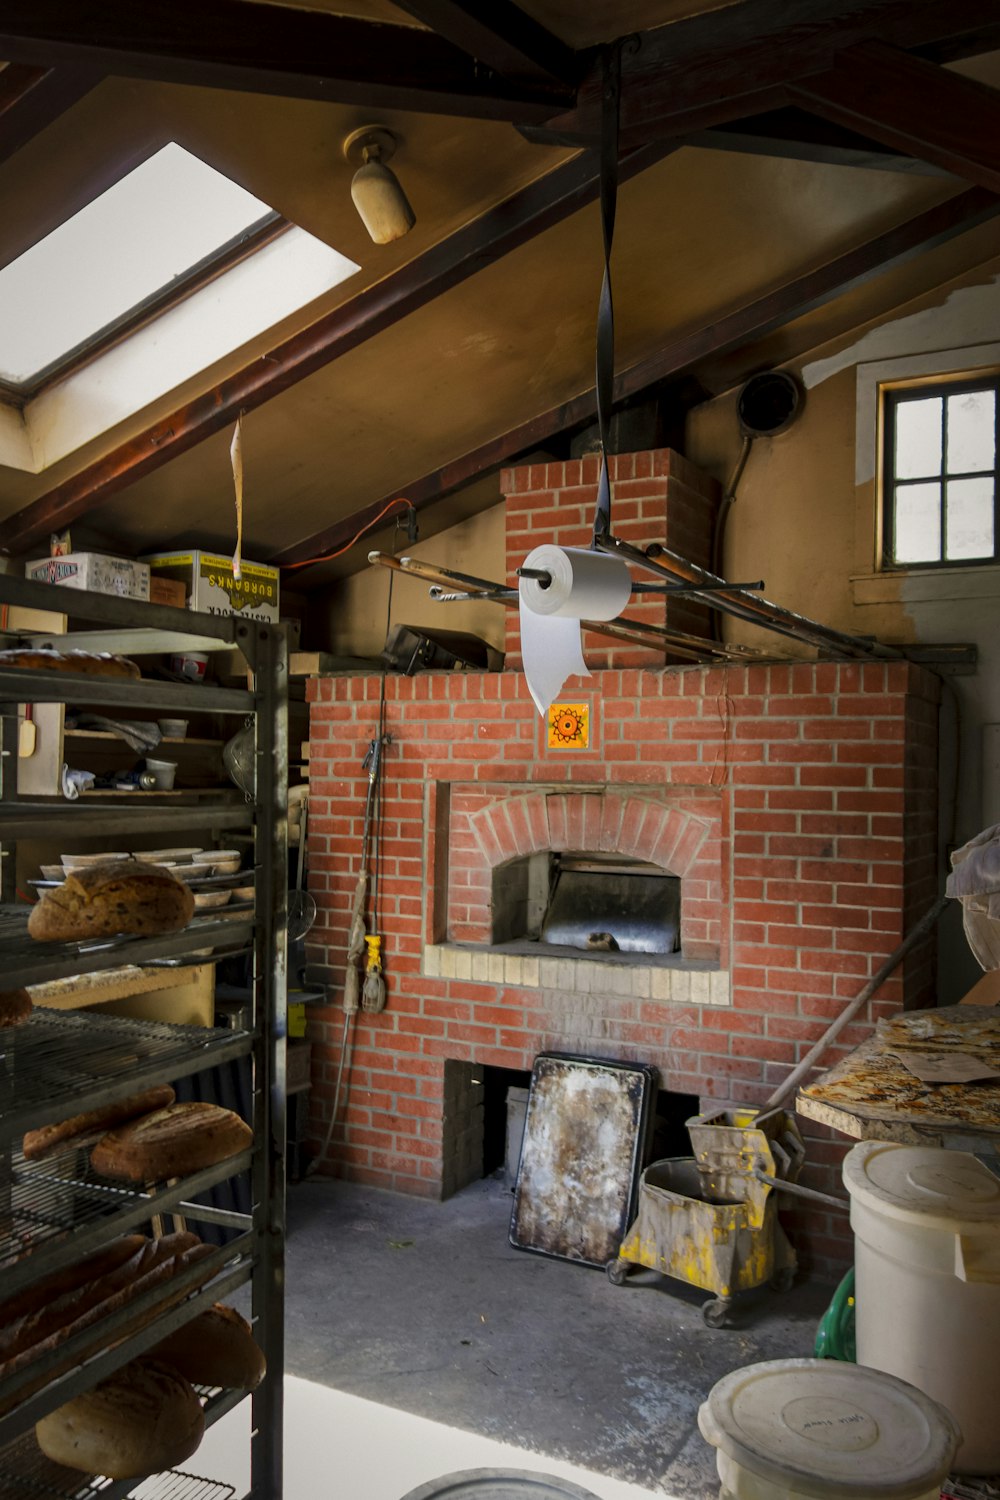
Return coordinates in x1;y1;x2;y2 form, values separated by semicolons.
26;552;150;601
149;574;187;609
142;551;279;623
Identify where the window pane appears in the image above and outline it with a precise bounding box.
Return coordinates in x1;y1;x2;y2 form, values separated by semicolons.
946;477;995;560
894;482;941;563
947;388;995;474
0;143;275;385
894;396;942;479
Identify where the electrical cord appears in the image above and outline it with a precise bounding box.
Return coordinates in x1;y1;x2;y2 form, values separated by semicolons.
281;497;415;570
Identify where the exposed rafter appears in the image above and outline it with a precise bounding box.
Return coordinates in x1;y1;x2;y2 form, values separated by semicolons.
0;62;101;169
790;42;1000;194
272;186;1000;575
389;1;581;89
691;108;954;178
533;0;1000;148
0;141;676;558
0;0;574;123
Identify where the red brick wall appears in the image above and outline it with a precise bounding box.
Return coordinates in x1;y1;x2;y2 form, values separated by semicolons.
503;450;720;659
305;657;940;1278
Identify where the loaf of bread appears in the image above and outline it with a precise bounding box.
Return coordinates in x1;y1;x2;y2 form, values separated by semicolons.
0;989;32;1028
35;1357;204;1479
0;647;141;679
91;1102;252;1182
0;1233;216;1417
151;1302;266;1390
28;863;194;942
23;1085;176;1161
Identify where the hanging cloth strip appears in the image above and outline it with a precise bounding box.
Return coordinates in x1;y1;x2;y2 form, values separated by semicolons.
592;42;622;545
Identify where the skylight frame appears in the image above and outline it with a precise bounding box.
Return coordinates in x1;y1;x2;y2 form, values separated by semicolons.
0;209;287;404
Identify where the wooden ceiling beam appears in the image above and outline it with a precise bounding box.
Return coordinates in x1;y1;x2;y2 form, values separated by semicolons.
0;62;101;168
690;108;954;178
388;1;582;89
273;185;1000;576
0;140;676;559
789;42;1000;194
0;0;573;123
532;0;1000;149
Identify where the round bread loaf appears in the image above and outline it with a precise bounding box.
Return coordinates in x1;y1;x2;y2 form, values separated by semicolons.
151;1303;266;1390
23;1084;176;1161
28;863;194;943
35;1358;204;1479
0;648;140;679
91;1101;253;1182
0;989;32;1028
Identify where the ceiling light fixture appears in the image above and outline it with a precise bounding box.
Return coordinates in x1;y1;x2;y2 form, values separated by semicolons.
344;126;415;245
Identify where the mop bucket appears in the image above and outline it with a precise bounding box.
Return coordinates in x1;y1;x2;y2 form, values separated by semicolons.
608;1157;795;1326
607;1109;801;1326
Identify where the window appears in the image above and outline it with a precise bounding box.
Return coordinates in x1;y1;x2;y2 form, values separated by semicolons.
882;376;998;568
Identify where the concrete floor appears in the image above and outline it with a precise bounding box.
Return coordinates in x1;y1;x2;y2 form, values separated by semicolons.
283;1175;834;1498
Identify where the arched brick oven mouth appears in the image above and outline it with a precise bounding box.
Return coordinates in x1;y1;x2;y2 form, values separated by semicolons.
491;850;681;957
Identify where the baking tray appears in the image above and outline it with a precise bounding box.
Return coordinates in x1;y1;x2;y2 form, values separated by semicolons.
509;1053;658;1268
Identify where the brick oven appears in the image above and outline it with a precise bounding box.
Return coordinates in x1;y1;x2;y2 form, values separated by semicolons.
306;450;940;1276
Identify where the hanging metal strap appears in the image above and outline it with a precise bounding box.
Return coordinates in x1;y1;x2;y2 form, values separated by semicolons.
592;43;621;545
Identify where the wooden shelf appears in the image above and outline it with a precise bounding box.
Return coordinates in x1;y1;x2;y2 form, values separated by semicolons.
65;731;224;746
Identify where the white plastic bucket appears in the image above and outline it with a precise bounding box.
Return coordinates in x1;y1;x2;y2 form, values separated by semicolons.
698;1358;959;1500
843;1141;1000;1474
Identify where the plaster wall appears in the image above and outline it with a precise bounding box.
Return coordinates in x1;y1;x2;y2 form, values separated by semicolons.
324;502;507;658
685;258;1000;1002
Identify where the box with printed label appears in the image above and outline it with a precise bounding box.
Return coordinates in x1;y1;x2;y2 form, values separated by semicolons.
26;553;150;601
141;551;279;622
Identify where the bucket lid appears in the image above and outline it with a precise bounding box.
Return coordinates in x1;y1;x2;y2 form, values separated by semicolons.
397;1473;601;1499
698;1358;960;1500
843;1142;1000;1230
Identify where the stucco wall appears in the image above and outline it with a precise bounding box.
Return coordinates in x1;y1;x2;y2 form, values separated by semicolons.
686;258;1000;1002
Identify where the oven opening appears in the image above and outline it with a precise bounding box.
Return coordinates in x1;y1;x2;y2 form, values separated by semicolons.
491;851;681;956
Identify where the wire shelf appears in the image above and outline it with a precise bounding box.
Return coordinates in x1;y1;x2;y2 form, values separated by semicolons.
0;1009;253;1137
0;1140;253;1299
0;1430;237;1499
0;907;254;991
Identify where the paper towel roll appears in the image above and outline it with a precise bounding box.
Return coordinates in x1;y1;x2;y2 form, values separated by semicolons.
518;546;632;716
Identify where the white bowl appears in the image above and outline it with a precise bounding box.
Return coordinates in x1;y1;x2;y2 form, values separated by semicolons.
39;863;65;881
144;757;177;791
193;889;233;910
61;852;130;870
137;848;202;863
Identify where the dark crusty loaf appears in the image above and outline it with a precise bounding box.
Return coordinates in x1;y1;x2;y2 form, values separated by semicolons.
0;647;140;679
91;1101;252;1182
23;1085;176;1161
35;1357;204;1479
151;1302;266;1390
0;989;32;1028
28;862;194;942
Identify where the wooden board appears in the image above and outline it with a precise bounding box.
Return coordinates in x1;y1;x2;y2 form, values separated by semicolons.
798;1009;1000;1143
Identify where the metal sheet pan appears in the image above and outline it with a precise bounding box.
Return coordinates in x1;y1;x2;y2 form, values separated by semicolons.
509;1053;657;1268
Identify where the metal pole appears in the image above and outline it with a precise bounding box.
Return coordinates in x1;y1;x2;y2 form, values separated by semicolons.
598;533;902;659
249;619;288;1500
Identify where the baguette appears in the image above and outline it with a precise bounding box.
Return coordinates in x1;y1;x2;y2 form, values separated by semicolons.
36;1357;204;1479
151;1303;266;1390
0;648;140;680
91;1101;252;1182
23;1085;176;1161
0;1239;216;1416
0;989;32;1028
0;1232;199;1364
0;1235;147;1332
28;862;194;943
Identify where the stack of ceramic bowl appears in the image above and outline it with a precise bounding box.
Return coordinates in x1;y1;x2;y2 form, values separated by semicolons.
191;849;241;876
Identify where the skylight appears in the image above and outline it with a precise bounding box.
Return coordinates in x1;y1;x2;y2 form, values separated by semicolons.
0;143;285;389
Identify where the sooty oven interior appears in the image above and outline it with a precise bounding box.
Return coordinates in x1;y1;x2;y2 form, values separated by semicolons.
491;852;681;956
